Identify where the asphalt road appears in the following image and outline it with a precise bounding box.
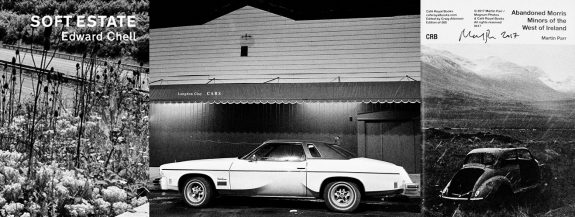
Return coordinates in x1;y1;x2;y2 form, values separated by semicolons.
149;190;420;217
0;48;149;91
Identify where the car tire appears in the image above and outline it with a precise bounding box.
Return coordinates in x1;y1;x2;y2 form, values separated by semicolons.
486;185;513;209
182;177;213;208
323;181;361;212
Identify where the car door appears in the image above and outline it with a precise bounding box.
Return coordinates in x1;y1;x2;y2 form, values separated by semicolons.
517;149;540;187
499;150;521;189
229;142;307;196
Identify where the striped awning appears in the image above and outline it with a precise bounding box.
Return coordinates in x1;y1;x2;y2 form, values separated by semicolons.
150;81;420;103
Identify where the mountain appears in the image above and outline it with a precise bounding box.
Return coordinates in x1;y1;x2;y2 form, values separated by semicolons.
422;46;573;101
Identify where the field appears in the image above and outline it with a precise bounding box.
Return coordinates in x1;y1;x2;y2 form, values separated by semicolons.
423;128;575;217
424;96;575;130
423;91;575;217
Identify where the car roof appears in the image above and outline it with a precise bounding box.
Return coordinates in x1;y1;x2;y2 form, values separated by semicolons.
468;147;529;156
264;139;335;145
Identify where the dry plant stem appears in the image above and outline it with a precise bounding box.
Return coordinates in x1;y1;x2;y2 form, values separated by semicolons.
18;51;25;105
75;50;97;168
27;50;47;177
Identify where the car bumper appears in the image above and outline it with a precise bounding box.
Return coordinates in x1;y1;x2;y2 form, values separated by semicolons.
402;183;420;198
153;177;169;190
365;189;404;197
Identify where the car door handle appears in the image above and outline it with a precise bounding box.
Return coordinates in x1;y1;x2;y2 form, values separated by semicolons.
297;167;306;169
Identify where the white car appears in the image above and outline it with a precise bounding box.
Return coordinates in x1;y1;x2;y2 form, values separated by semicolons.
157;140;418;212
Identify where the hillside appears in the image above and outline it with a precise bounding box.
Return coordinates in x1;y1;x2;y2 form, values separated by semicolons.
422;46;575;129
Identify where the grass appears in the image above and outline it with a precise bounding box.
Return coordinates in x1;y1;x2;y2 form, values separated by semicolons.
423;97;575;130
423;128;575;217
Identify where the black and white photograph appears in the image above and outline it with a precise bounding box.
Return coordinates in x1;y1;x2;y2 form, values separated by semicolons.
422;44;575;217
148;0;421;216
0;0;150;216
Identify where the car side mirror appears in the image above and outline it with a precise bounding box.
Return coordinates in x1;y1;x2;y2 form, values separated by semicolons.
249;155;257;162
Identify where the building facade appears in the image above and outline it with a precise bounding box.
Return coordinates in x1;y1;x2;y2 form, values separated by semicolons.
150;6;421;173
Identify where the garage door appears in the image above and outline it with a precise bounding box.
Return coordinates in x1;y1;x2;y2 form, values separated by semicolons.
365;120;417;173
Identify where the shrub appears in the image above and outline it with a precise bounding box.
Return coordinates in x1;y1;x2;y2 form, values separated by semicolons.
111;201;131;215
102;186;127;203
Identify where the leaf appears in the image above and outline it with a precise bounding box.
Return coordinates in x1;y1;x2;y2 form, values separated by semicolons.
118;169;127;177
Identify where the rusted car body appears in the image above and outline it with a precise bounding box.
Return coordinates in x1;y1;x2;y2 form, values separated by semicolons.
440;147;547;202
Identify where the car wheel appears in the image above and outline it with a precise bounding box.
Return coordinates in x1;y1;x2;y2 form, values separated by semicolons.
486;185;513;209
323;181;361;212
182;177;213;208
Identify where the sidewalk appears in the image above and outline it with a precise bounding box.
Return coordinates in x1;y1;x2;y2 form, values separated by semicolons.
117;203;149;217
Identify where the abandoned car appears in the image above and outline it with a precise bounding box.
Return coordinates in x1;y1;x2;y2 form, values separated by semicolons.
157;140;419;212
440;147;548;203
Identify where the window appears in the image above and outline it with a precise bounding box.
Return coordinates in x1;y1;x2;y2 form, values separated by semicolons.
329;145;356;159
251;143;304;161
517;150;533;160
503;151;517;161
312;143;356;159
501;151;518;166
307;144;321;158
464;153;496;165
241;46;248;56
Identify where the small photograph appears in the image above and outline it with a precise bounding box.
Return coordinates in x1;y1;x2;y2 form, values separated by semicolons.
422;44;575;216
0;1;149;216
149;1;421;216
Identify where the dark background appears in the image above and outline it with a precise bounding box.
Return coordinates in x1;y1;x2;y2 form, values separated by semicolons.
149;102;420;167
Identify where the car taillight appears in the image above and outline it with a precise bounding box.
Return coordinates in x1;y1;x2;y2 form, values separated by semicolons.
406;184;418;189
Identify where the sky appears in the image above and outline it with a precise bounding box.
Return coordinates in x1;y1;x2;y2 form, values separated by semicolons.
426;44;575;93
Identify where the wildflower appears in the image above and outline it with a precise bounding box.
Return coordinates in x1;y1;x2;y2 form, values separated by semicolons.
3;202;24;215
3;183;23;201
112;202;131;215
55;183;69;198
130;196;148;207
102;186;127;203
92;198;110;215
26;202;40;215
2;166;21;183
64;200;94;217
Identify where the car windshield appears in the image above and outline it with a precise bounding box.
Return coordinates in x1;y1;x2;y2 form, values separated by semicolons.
242;143;305;161
464;153;496;165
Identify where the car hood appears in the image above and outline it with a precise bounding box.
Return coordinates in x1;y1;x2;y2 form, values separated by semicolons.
160;157;237;171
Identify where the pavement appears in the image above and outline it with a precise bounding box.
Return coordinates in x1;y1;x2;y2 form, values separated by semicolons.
0;47;83;77
0;47;149;91
148;167;421;216
117;203;150;217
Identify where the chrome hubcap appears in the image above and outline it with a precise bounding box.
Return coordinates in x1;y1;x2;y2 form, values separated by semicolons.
186;181;205;203
331;183;354;207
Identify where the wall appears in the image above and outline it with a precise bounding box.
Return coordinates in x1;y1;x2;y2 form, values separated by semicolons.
149;102;420;166
150;6;420;84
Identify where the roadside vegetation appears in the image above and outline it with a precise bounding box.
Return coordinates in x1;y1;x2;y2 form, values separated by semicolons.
0;0;149;64
0;4;149;216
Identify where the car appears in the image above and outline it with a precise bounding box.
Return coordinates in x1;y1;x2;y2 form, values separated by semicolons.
156;140;419;212
440;147;550;205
